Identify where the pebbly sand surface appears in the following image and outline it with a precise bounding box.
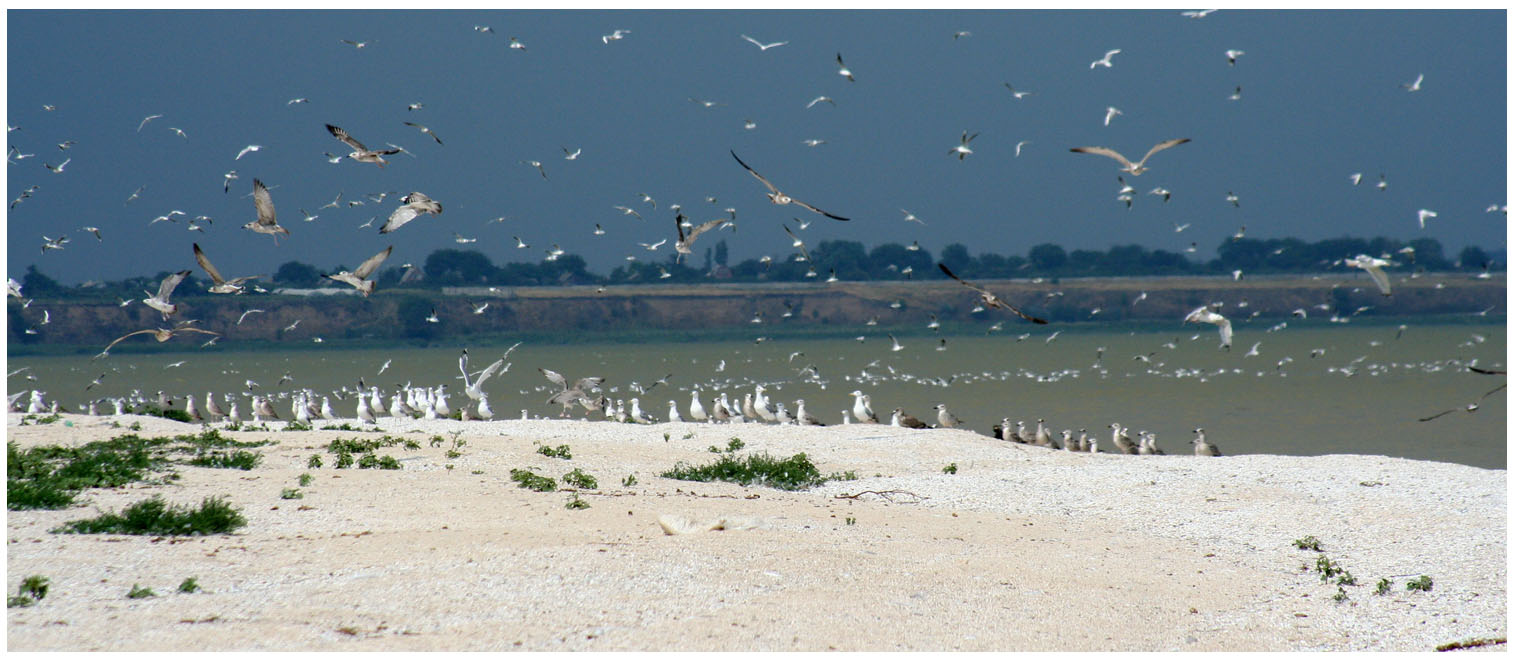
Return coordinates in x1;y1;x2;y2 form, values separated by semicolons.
5;412;1507;652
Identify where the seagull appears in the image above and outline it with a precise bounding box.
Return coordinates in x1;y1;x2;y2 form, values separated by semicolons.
1090;49;1121;69
521;160;548;179
94;324;220;360
1103;106;1122;126
731;150;849;220
1416;209;1438;228
805;96;836;109
323;152;344;164
236;309;264;325
938;263;1048;324
741;34;788;51
673;213;728;262
287;97;309;105
1149;187;1171;202
1184;304;1233;349
1349;172;1363;186
953;30;972;39
1015;141;1030;158
1003;83;1033;99
137;114;163;132
562;146;581;160
781;223;815;264
242;179;290;243
223;170;239;193
425;308;440;323
601;29;631;44
1225;49;1244;66
459;347;511;403
835;53;855;81
1376;174;1388;191
341;39;369;49
40;235;69;253
613;205;643;220
950;131;979;160
299;208;318;223
322;246;392;297
471;301;489;315
1226;191;1240;207
802;139;826;147
1070;138;1191;176
1191;428;1222;456
901;209;926;225
1182;9;1218;18
639;238;667;251
326;124;401;167
168;127;187;139
888;334;904;352
1228;86;1242;101
235;144;261;160
1345;254;1395;296
402;121;443;145
688;97;725;109
508;36;526;50
541;368;605;416
44;158;70;173
1402;73;1424;92
141;270;190;319
80;226;102;240
379;191;443;234
453;233;477;244
193;244;262;294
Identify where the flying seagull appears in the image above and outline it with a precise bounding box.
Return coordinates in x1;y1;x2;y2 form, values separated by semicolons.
540;368;605;416
1070;138;1191;176
836;53;855;81
379;192;442;234
402;121;443;145
235;144;261;160
1402;73;1424;92
322;245;393;296
673;213;728;262
193;243;262;294
1090;49;1121;69
950;131;979;160
326;124;402;167
1104;106;1123;126
741;34;788;51
938;263;1047;324
242;179;290;243
141;270;191;320
137;114;163;132
1345;254;1395;296
1183;304;1233;349
730;150;849;221
94;324;220;360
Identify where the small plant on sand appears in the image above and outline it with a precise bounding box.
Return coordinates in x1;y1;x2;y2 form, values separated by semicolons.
845;517;857;525
283;420;312;432
178;577;200;594
127;584;156;599
53;496;245;536
280;488;303;500
298;473;314;487
622;474;638;487
186;450;263;470
1332;587;1349;603
942;463;958;474
707;438;745;454
1314;555;1345;583
320;423;362;431
537;444;572;460
510;469;557;493
564;492;590;510
1375;578;1391;595
562;468;598;489
1406;575;1434;592
1294;535;1323;551
662;451;853;491
7;575;49;608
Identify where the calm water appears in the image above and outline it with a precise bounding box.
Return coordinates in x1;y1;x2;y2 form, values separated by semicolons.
9;320;1506;469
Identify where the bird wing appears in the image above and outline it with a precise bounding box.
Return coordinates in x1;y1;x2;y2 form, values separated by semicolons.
741;34;762;47
1138;138;1192;165
684;218;727;244
352;245;393;279
157;270;190;300
730;150;779;195
1362;264;1392;296
100;329;158;355
1069;146;1135;170
253;179;277;226
790;198;850;221
192;243;226;285
1217;317;1233;348
782;224;813;263
475;358;506;389
1183;305;1211;324
539;367;568;388
938;262;1047;324
572;376;604;392
326;124;368;152
381;205;421;234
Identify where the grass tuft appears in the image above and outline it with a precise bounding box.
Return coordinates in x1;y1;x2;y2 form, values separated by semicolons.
53;496;246;536
661;451;853;491
562;468;598;489
509;469;557;492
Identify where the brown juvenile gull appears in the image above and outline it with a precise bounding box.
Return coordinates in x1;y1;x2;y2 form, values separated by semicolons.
673;211;729;263
938;263;1047;324
322;245;392;296
1070;138;1190;176
731;150;849;221
242;179;289;243
326;123;401;167
541;368;605;417
94;324;219;360
379;192;442;234
193;243;263;294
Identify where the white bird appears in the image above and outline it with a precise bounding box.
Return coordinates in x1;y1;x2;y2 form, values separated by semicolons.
326;124;401;167
1070;138;1191;176
805;96;835;109
193;243;262;294
322;245;393;297
459;347;510;403
950;131;980;160
471;302;489;315
1349;173;1363;186
741;34;788;51
235;145;261;160
1402;73;1424;92
1225;49;1244;66
402;121;443;145
1015;140;1030;158
454;233;477;244
562;147;581;160
1226;191;1240;207
521;160;548;179
44;158;70;173
242;179;289;243
835;52;855;81
850;390;877;424
934;403;962;429
1184;304;1233;349
673;213;728;262
1103;106;1122;126
888;334;904;352
141;270;190;319
1181;9;1218;18
137;114;163;132
1345;254;1395;296
1191;428;1221;456
601;29;630;44
380;191;442;234
1090;49;1120;69
731;150;849;220
1228;86;1242;101
1416;209;1438;229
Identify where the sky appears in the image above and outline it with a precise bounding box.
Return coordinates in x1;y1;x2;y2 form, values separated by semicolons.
5;9;1508;285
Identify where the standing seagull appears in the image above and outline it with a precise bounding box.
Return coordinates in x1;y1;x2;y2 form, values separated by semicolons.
193;243;262;294
141;270;191;319
938;263;1047;324
1184;304;1233;349
1191;428;1222;456
1344;254;1395;296
322;246;393;297
379;192;443;234
242;179;289;243
326;124;402;167
1070;138;1191;176
731;150;849;221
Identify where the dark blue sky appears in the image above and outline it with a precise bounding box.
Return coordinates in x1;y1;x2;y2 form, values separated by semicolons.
7;10;1507;284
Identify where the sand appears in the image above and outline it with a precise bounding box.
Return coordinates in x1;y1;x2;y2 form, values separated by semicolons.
5;412;1507;652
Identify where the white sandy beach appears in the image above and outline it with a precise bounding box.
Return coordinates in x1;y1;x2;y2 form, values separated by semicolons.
5;412;1506;652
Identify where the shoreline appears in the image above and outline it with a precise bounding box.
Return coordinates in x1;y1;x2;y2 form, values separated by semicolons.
7;413;1507;651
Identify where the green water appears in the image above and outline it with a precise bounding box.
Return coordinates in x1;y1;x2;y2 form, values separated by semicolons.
9;319;1506;469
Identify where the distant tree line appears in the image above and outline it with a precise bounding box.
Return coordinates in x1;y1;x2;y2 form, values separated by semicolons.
18;236;1499;299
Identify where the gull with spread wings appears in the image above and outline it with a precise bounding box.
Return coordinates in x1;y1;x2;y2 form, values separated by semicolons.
242;179;289;243
731;150;849;221
673;211;729;262
193;243;263;294
326;123;402;167
379;191;442;234
938;263;1047;324
1070;138;1190;176
323;245;393;296
142;270;191;319
95;323;220;360
540;368;606;417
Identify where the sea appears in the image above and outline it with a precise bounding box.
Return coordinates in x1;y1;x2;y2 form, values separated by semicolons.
9;318;1506;470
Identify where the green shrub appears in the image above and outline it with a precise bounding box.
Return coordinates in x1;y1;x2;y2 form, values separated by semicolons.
1406;575;1433;592
661;452;852;491
564;493;590;510
298;473;313;487
280;488;303;500
1294;535;1323;551
178;577;200;593
537;444;572;459
127;584;155;599
942;463;958;474
562;468;598;489
8;575;49;607
186;450;262;470
53;496;246;536
510;469;557;492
